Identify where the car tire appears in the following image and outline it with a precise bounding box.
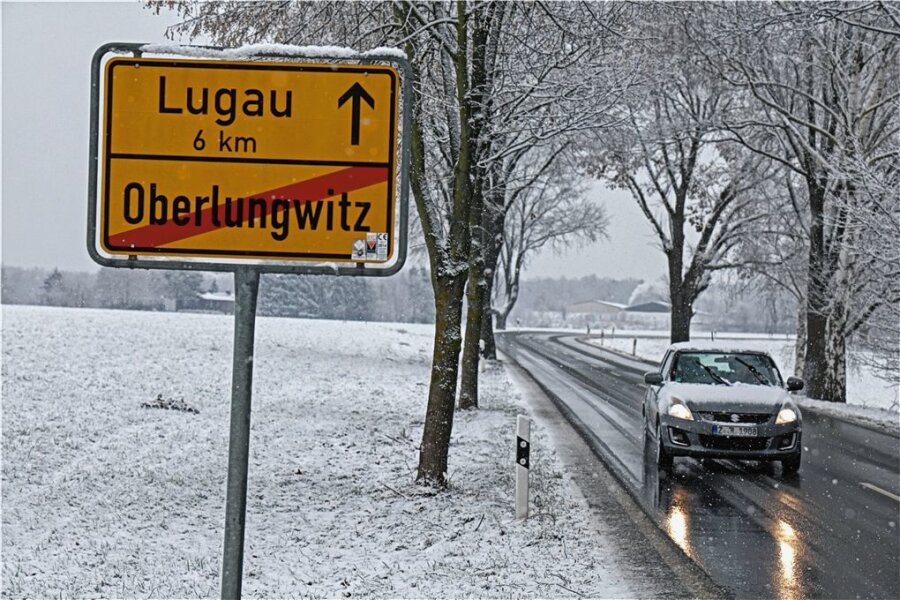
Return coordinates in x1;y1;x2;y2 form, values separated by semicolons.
656;422;673;469
782;452;801;474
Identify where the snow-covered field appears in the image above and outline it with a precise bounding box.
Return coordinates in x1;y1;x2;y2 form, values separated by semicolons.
2;305;657;598
585;331;899;413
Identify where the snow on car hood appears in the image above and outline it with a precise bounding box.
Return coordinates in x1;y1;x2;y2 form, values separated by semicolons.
662;382;793;413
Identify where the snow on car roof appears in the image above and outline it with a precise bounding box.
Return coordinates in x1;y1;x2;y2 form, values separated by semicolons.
666;341;773;355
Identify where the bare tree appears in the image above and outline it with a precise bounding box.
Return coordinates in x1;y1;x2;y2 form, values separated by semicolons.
490;150;607;336
591;45;770;343
390;0;480;483
724;168;812;372
458;1;637;405
695;1;900;401
456;1;505;411
165;0;471;484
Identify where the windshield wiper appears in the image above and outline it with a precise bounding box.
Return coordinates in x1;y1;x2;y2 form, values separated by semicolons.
700;364;731;386
734;357;770;385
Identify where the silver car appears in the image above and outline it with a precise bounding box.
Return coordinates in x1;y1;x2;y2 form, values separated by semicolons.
643;343;804;472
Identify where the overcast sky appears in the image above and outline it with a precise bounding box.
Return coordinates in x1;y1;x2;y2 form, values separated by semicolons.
1;1;666;283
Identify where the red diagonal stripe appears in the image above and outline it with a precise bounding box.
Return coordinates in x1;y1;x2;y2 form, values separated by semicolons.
108;166;389;249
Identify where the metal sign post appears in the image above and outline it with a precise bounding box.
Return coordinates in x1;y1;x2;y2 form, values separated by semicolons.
221;267;260;600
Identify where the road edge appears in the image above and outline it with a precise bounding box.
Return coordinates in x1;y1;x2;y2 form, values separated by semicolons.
502;351;731;600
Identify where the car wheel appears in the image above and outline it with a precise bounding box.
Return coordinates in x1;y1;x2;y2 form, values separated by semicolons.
782;452;801;474
656;421;673;469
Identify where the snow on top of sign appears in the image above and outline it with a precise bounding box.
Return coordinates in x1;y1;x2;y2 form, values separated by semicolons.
138;42;407;61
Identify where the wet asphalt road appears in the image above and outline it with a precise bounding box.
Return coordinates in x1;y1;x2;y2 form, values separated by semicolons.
499;332;900;600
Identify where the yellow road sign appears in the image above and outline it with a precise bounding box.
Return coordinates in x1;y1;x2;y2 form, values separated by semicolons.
99;57;400;263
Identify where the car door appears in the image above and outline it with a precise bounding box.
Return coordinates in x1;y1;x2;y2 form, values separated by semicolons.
645;350;674;430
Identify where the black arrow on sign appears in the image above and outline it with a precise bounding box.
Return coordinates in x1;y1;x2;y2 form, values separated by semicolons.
338;82;375;146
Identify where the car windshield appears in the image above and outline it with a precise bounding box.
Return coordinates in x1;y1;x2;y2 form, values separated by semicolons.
671;352;783;386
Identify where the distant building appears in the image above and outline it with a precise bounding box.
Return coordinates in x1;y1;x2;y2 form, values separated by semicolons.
561;298;712;332
562;299;626;328
565;300;627;316
624;300;670;313
194;291;235;314
617;300;670;328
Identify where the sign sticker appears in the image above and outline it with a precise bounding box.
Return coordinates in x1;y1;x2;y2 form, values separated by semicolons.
352;239;366;260
352;233;389;261
377;233;389;260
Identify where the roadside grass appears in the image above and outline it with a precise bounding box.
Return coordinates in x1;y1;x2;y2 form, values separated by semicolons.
3;305;653;598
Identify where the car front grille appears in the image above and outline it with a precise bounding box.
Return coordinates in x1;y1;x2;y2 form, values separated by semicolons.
698;411;771;424
699;435;770;451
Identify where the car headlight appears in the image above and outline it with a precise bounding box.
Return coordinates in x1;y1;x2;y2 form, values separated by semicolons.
776;407;797;425
668;401;694;421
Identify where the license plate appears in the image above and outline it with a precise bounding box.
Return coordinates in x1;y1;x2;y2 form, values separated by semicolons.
712;425;758;437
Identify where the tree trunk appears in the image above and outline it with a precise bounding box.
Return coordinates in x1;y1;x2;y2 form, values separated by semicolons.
457;147;485;409
417;274;467;484
495;311;508;331
458;265;486;409
804;309;829;400
670;297;693;343
415;0;473;485
803;184;829;400
479;190;505;360
457;4;492;411
668;256;692;343
794;297;807;377
667;208;691;343
822;306;848;403
480;293;496;360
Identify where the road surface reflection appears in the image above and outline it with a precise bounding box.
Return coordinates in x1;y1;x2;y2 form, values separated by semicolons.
639;435;811;599
664;488;694;559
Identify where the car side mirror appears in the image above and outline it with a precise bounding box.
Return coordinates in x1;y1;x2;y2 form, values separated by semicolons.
786;376;804;392
644;372;664;386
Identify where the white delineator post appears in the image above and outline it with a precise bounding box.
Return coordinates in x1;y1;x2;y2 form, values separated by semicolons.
516;415;531;519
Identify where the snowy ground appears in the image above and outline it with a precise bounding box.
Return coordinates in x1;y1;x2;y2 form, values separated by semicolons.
584;330;899;413
2;305;660;598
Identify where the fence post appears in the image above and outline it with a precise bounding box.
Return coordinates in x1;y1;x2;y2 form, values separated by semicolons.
632;338;637;356
516;416;531;519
